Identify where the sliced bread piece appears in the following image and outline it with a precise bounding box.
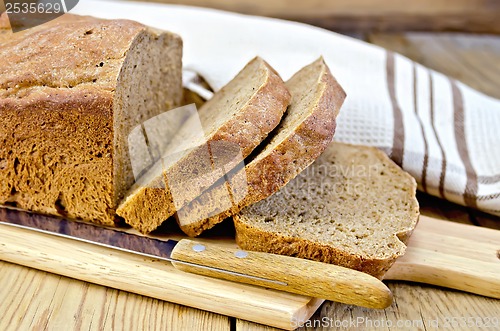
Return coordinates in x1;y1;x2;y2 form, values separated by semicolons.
116;57;290;233
234;142;420;279
177;57;346;237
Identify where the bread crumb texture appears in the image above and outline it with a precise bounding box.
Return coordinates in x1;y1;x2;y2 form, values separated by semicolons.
234;142;420;278
117;57;290;233
178;57;345;237
0;14;182;225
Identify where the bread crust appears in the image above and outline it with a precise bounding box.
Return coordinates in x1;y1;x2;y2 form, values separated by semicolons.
166;57;291;207
233;218;398;279
234;143;420;279
0;14;182;225
179;58;346;237
117;57;291;233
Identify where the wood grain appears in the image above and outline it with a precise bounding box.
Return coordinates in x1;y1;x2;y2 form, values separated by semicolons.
237;320;281;331
303;283;500;331
171;239;393;309
238;282;500;331
234;30;500;330
130;0;500;33
368;33;500;99
416;192;500;230
1;28;500;331
385;216;500;299
0;261;231;331
0;222;323;330
1;208;499;330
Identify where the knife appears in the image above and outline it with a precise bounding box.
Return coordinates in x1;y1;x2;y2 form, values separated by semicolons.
0;207;392;309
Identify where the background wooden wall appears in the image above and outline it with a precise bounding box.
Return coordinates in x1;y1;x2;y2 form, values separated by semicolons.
2;0;499;33
134;0;500;33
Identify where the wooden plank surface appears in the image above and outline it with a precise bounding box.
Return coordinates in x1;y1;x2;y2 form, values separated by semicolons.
2;207;499;329
368;33;500;99
236;32;500;330
0;218;324;330
1;28;500;331
383;217;500;299
238;284;500;331
131;0;500;33
0;261;231;331
3;256;497;331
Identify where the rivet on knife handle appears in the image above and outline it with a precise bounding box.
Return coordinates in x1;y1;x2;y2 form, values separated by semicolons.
171;239;393;309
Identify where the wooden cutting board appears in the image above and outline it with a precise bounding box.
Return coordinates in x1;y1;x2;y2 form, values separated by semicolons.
0;208;499;330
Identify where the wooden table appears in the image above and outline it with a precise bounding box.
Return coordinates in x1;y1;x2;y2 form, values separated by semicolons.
1;33;500;331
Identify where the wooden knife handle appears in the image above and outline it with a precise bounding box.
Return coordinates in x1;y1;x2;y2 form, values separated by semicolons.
170;239;393;309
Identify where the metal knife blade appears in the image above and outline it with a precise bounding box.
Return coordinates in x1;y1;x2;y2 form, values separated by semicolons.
0;207;285;285
0;206;178;260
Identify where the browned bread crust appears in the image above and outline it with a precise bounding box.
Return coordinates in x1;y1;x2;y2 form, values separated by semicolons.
116;57;291;233
178;58;345;237
234;142;420;279
0;14;183;225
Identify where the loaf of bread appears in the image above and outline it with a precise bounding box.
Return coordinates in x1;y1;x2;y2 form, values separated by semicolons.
116;57;291;233
0;14;183;225
177;57;346;237
234;142;420;279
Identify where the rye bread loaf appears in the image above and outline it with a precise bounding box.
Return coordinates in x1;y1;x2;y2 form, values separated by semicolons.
234;142;420;279
116;57;291;233
0;14;183;225
177;57;346;237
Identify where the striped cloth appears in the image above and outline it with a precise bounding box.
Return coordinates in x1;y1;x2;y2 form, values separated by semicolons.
367;52;500;215
74;0;500;217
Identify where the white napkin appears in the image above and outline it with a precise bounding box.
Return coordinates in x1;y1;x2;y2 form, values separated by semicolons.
73;0;500;217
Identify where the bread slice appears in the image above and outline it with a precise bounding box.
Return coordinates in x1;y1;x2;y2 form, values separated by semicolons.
177;57;346;237
116;57;291;233
0;14;182;225
234;142;420;279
